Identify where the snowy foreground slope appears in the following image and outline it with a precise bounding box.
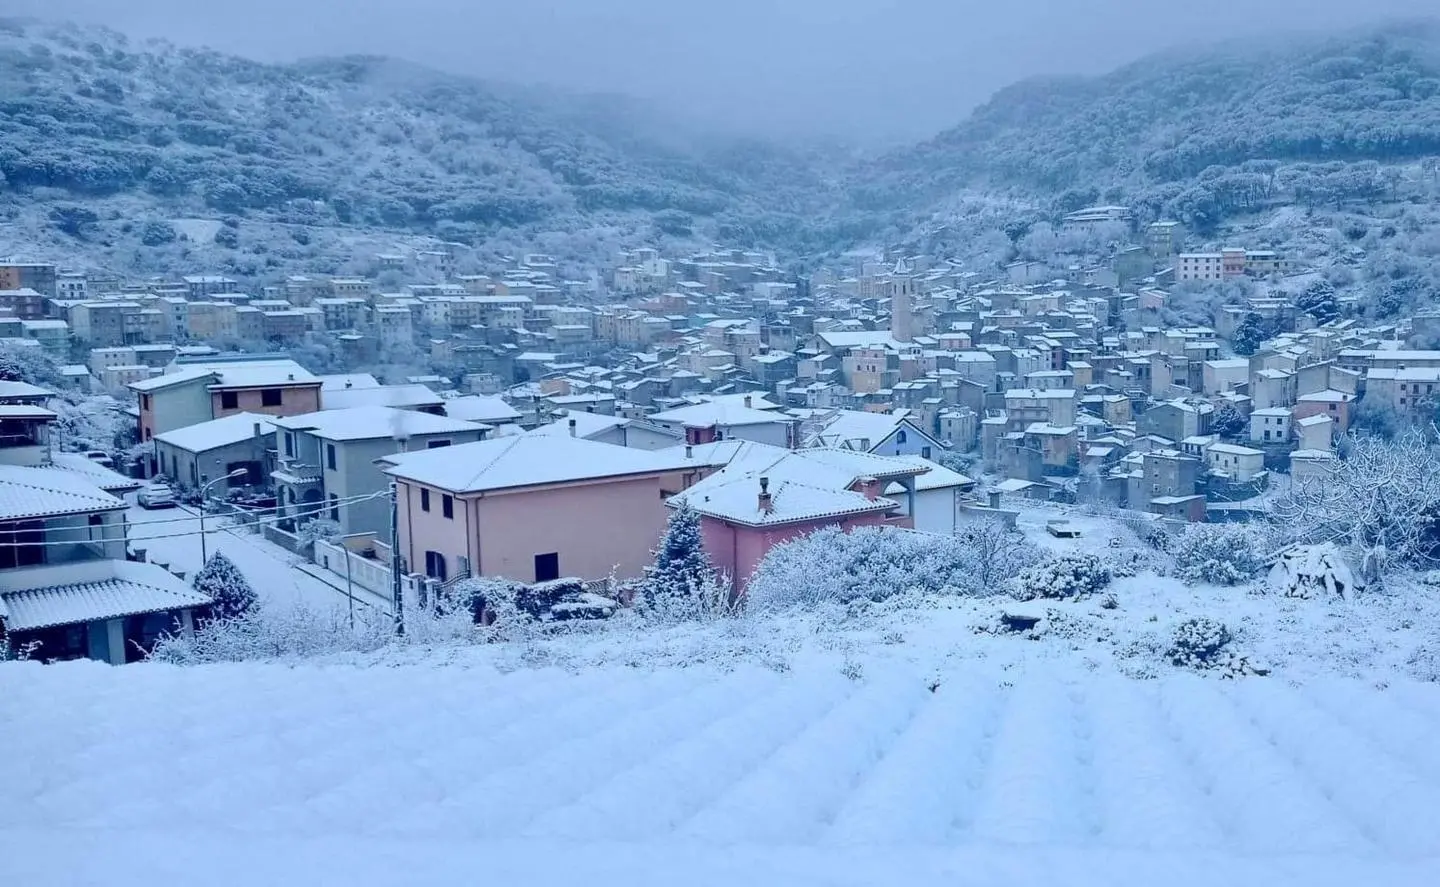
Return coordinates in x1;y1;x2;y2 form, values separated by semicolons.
3;656;1440;885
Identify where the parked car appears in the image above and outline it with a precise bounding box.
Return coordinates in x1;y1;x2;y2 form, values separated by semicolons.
83;450;114;467
136;483;176;509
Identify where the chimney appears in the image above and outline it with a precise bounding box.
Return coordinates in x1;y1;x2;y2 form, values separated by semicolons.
568;417;577;437
744;395;753;408
287;373;294;381
345;379;353;389
988;490;1001;509
860;477;880;500
758;476;773;513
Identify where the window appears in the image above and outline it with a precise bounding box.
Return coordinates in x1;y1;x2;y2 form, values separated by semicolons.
896;430;908;444
442;495;454;519
426;439;451;449
329;493;339;522
424;550;447;580
421;489;431;512
260;388;283;407
326;444;336;471
1328;404;1337;412
140;394;151;411
284;433;294;458
534;552;560;582
922;446;932;459
220;391;238;410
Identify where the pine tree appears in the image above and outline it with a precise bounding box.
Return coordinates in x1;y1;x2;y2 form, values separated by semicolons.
193;552;258;622
647;502;716;613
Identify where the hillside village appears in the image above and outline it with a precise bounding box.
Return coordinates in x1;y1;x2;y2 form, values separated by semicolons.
2;204;1438;661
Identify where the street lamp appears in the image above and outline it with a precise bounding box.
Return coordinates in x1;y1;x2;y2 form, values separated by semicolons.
199;468;248;563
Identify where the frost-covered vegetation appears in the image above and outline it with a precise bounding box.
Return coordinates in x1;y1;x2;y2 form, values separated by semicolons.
7;19;1440;287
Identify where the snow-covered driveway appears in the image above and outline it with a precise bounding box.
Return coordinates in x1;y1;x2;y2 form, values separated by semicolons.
2;660;1438;885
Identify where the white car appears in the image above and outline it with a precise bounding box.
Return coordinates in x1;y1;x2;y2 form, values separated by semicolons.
136;483;176;509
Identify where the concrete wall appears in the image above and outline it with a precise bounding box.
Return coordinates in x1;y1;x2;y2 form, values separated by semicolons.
910;487;959;535
143;380;212;439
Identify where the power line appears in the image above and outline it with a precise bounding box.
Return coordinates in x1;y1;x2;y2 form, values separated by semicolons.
0;491;391;549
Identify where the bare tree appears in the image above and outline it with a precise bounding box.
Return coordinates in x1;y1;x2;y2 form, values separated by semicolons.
1273;427;1440;572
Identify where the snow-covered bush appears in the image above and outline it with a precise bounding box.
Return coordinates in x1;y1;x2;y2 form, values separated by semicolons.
192;552;257;622
1166;617;1233;668
746;526;985;612
1166;617;1267;677
1172;523;1265;586
1013;553;1112;601
149;600;476;664
295;518;342;553
1268;543;1360;599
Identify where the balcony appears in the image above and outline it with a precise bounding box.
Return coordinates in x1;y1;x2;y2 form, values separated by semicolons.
272;459;322;485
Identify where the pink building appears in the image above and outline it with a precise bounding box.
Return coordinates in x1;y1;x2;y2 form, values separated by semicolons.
670;443;928;592
381;435;706;584
1293;389;1355;433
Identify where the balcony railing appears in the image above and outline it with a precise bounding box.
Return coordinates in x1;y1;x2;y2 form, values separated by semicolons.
272;459;322;483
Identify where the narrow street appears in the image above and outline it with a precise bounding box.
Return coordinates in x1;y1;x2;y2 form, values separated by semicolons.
124;495;367;615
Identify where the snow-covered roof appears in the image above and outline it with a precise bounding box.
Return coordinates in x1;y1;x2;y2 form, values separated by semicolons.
153;412;275;454
669;443;926;527
1296;389;1352;403
1296;414;1334;427
318;373;382;391
441;395;523;424
884;457;973;493
526;410;629;440
802;408;939;451
0;380;53;401
681;475;897;527
382;435;694;493
0;404;56;420
272;407;484;442
321;384;444;411
1208;443;1263;456
0;560;211;632
649;401;791;429
45;453;142;494
0;465;125;521
128;366;215;392
199;360;320;389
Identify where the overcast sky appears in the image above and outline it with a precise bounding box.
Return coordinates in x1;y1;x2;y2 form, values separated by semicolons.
9;0;1436;141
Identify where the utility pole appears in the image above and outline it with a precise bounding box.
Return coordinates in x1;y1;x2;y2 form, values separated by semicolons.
344;541;356;631
389;480;405;636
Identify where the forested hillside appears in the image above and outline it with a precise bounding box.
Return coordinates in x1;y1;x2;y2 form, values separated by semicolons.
3;17;1440;276
0;19;854;274
860;21;1440;231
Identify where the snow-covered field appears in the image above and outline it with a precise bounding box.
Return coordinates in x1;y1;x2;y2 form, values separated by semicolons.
7;503;1440;884
2;658;1439;885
